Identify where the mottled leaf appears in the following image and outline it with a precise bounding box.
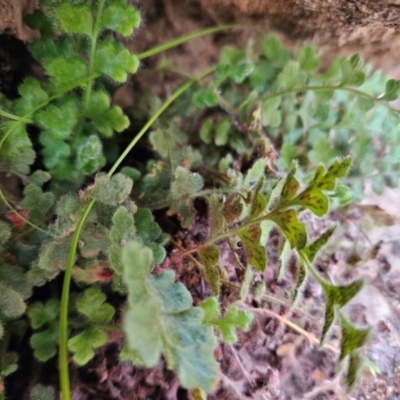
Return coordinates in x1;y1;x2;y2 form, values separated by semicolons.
237;225;267;271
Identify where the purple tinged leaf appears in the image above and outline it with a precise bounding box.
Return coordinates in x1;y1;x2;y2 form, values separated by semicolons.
223;194;243;225
237;225;267;271
198;245;220;295
268;209;307;249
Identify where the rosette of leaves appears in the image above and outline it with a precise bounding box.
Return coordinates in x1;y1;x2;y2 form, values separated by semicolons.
0;0;141;183
193;35;400;200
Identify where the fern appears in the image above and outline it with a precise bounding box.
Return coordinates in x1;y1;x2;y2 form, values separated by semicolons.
0;1;395;398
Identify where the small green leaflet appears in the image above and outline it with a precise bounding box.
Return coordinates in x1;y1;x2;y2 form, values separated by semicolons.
53;2;93;36
35;96;80;140
94;37;139;82
292;261;307;304
169;166;204;227
87;91;130;137
250;177;267;219
100;0;141;37
75;286;115;324
44;57;88;91
30;325;58;362
13;78;48;116
68;326;108;365
27;299;60;329
200;297;253;343
277;161;299;207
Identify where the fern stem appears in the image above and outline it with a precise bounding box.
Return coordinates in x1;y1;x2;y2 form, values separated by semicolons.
263;85;385;104
138;24;237;60
0;109;26;121
59;68;213;400
82;0;106;116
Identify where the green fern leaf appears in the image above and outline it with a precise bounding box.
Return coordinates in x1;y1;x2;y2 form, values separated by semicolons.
94;37;139;82
30;325;58;361
76;286;115;324
27;299;60;329
201;297;253;343
53;2;93;36
35;96;80;140
87;91;130;137
100;0;141;37
68;326;108;365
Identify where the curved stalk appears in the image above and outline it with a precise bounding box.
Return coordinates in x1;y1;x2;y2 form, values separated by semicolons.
58;67;213;400
138;24;237;60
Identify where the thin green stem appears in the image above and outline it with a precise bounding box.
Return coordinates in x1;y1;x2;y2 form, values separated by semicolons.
138;24;237;60
59;68;212;400
0;189;48;234
82;0;106;115
0;109;27;122
107;67;214;176
59;199;93;400
263;85;382;103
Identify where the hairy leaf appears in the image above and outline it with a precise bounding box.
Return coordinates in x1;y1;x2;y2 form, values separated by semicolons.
53;2;93;36
87;91;129;137
21;184;55;222
94;37;139;82
35;96;80;140
206;196;224;237
82;173;133;205
268;209;307;249
68;326;108;365
100;0;141;37
169;167;203;227
44;57;87;91
0;282;26;318
76;286;115;324
345;352;363;391
223;194;243;225
123;241;218;391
